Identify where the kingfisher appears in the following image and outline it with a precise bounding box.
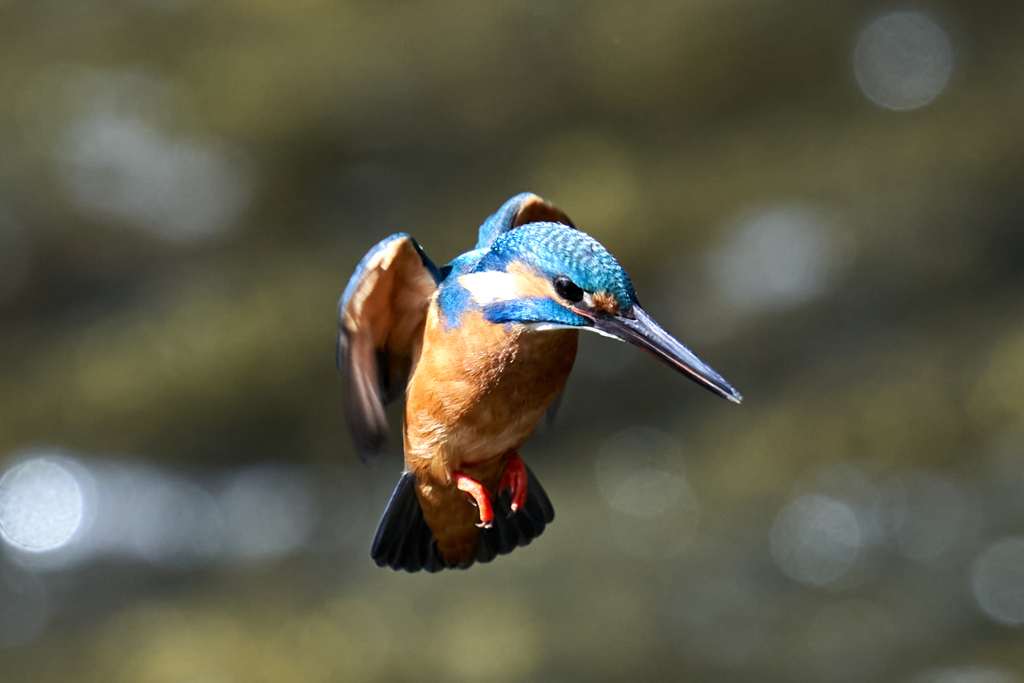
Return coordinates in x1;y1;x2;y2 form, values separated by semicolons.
338;193;741;572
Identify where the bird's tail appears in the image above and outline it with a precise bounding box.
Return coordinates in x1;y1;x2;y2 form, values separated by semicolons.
370;465;555;572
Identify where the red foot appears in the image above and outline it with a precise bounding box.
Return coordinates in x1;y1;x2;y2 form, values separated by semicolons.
454;471;494;528
499;453;528;514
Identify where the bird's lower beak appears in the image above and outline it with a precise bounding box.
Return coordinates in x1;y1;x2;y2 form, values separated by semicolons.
592;305;743;403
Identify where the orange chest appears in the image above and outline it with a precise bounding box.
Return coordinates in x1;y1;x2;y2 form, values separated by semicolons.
404;305;578;463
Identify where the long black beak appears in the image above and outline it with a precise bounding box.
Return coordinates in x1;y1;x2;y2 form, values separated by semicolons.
592;305;743;403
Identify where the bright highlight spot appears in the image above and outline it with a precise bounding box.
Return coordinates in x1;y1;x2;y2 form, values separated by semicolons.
771;494;861;586
0;458;84;552
972;537;1024;626
854;11;954;111
813;463;887;548
710;204;852;313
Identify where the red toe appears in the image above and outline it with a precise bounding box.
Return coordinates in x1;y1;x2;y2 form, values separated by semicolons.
499;453;528;514
454;471;494;528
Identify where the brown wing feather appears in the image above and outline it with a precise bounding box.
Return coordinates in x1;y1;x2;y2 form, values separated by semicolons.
338;235;438;462
511;194;575;229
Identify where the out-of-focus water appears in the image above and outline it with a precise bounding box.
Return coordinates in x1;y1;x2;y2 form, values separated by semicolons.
1;1;1024;681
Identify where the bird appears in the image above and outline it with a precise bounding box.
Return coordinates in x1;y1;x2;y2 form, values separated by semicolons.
338;193;742;572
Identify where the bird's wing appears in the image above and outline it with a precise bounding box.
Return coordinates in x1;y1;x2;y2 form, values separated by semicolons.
338;234;441;462
474;192;574;250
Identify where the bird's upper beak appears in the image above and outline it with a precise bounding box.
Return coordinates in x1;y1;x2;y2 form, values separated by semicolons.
591;305;743;403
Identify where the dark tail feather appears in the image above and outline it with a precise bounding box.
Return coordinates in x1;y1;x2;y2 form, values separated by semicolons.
371;465;555;572
477;464;555;564
371;472;444;573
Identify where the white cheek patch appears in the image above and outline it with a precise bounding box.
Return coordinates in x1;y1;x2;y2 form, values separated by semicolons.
458;272;519;305
582;326;625;342
527;322;623;340
524;322;579;332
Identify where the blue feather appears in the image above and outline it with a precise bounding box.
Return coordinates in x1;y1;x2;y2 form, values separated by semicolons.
483;298;589;327
436;222;638;331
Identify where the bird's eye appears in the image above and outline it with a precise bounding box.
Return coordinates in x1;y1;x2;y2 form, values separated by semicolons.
554;276;584;303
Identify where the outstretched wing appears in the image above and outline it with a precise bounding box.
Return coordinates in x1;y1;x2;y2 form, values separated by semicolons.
474;192;574;251
338;234;441;462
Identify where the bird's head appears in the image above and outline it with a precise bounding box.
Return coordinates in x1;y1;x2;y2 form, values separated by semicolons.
457;223;742;403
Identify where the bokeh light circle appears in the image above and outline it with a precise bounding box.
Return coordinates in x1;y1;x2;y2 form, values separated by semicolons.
770;494;861;586
972;536;1024;625
709;204;852;314
0;458;84;552
854;11;953;111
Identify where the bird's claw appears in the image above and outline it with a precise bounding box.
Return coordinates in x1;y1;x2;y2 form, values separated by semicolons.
454;471;494;528
499;452;528;515
453;455;527;527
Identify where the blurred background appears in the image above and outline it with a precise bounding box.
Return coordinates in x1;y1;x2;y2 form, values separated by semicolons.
1;0;1024;681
